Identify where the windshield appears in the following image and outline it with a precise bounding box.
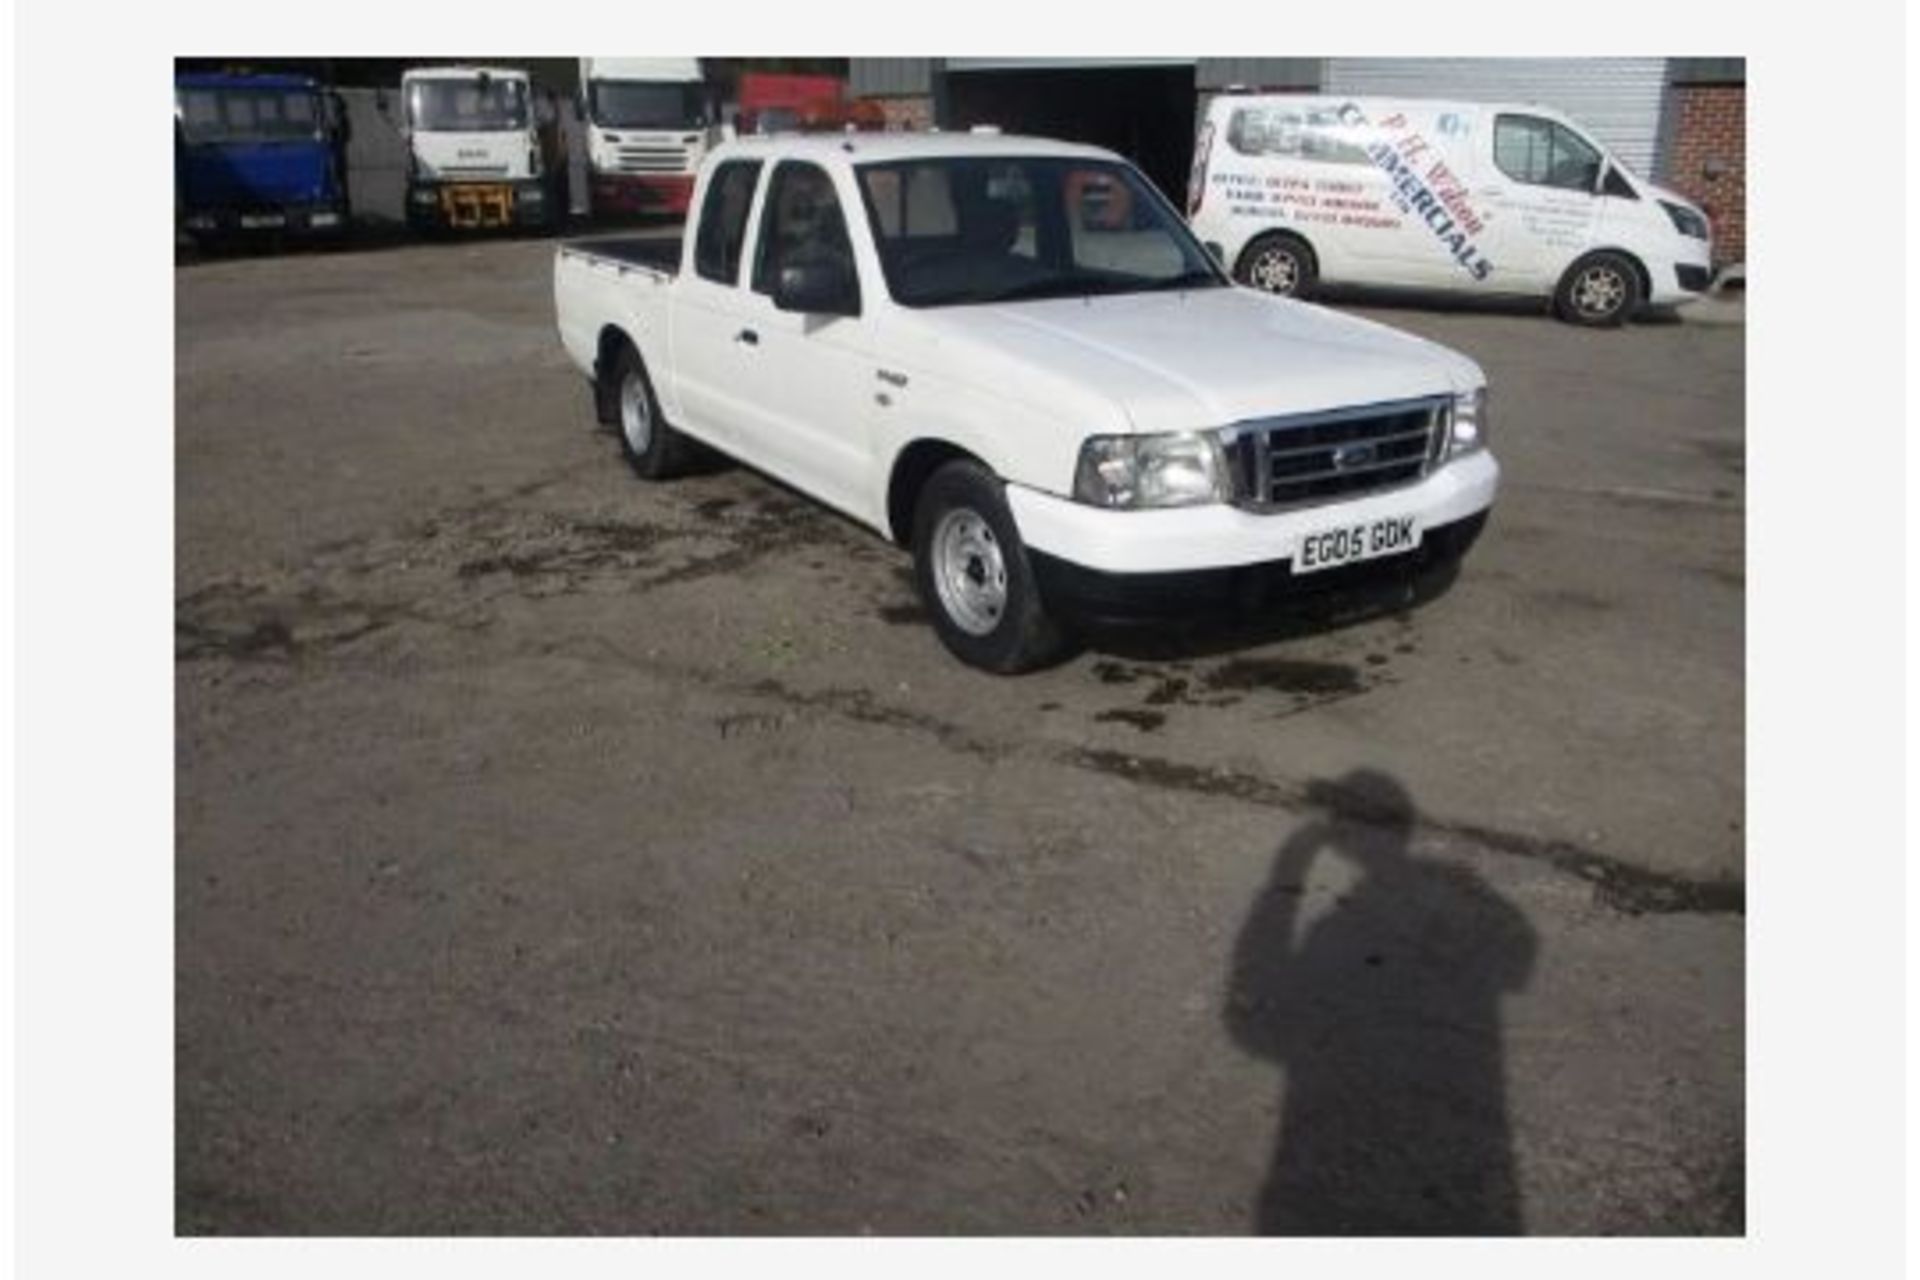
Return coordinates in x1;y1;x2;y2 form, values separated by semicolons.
856;156;1226;307
407;78;528;132
589;81;705;130
177;87;323;145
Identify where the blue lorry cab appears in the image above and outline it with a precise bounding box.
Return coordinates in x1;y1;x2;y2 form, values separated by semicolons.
175;72;350;240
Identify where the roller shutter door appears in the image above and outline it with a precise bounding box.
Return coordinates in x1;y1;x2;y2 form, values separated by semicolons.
1325;58;1669;174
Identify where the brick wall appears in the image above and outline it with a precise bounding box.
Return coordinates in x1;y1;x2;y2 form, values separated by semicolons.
1664;84;1745;269
871;96;933;132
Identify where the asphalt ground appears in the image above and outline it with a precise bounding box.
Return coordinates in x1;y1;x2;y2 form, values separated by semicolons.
175;230;1745;1235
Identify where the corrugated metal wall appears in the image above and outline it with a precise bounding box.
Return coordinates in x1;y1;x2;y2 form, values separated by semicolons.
1324;57;1671;174
1196;58;1322;91
849;58;933;98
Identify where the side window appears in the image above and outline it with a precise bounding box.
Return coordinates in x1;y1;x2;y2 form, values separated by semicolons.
1601;165;1639;199
1545;123;1602;192
751;161;858;307
1494;114;1604;193
694;160;763;285
1493;115;1554;185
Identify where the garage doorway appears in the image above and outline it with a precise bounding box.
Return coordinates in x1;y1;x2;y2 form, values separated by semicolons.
941;63;1199;205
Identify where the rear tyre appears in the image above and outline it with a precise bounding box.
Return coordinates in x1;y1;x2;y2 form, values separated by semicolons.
1234;232;1317;298
911;461;1073;674
605;342;692;480
1554;251;1641;327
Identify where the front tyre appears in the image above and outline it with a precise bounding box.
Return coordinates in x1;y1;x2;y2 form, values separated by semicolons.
911;461;1072;674
1554;251;1642;327
1234;232;1317;298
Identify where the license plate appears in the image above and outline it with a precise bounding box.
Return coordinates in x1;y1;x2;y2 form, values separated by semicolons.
239;214;284;229
1295;514;1422;574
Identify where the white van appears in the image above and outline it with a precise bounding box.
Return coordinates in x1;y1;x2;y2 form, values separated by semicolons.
1187;95;1714;325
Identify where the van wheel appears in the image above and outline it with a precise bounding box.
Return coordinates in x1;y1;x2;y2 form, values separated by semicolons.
1235;233;1317;298
911;461;1073;674
605;342;691;479
1555;251;1641;326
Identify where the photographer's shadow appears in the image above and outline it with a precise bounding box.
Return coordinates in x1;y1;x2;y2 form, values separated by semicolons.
1224;770;1537;1234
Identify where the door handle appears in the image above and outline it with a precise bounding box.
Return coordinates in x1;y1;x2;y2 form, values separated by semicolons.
735;328;759;346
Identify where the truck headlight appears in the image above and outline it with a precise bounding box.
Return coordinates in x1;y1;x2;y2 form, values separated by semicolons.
1073;431;1230;509
1449;387;1489;457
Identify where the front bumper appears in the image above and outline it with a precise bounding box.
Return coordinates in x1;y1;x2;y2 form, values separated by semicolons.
407;180;552;229
1646;247;1715;306
1009;451;1497;619
180;203;346;237
1032;510;1489;620
1007;448;1498;575
589;172;695;216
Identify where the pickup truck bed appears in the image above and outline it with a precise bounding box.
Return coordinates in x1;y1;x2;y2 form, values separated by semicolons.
560;235;682;275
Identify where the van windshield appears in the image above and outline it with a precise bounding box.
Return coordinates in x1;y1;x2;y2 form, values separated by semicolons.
407;78;528;132
589;81;705;130
177;87;323;145
856;156;1226;307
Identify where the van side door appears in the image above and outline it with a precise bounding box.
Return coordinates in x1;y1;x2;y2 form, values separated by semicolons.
1475;113;1604;291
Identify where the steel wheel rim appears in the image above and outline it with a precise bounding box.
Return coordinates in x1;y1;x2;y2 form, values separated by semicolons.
1249;247;1299;294
1574;265;1627;317
931;508;1008;637
620;370;653;455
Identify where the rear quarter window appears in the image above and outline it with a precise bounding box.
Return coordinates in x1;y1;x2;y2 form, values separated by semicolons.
694;160;763;285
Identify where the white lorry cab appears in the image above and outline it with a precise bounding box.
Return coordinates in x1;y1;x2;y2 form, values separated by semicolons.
554;133;1498;673
397;66;566;232
578;57;720;218
1188;94;1714;325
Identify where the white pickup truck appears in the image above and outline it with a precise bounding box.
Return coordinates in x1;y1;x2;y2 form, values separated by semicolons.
553;133;1498;673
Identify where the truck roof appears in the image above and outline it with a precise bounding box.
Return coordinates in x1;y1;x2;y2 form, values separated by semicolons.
175;71;319;91
710;130;1122;167
401;66;530;83
581;57;703;82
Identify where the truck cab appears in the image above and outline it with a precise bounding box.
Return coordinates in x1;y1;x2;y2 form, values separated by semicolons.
396;66;565;232
578;57;720;218
174;72;350;244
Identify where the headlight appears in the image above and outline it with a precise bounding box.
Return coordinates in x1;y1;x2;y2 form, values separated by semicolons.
1073;431;1230;509
1449;387;1488;457
1659;199;1710;240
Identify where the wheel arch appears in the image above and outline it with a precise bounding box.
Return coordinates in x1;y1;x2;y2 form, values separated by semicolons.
885;438;993;546
1235;227;1320;280
592;324;638;425
1564;246;1651;303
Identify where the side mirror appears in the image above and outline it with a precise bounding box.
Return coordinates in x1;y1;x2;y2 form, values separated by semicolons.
774;260;859;317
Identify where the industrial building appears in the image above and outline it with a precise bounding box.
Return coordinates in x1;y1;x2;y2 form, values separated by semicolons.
850;57;1745;267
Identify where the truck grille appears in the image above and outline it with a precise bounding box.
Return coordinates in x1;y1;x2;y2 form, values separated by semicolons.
439;164;509;179
614;145;690;174
1227;396;1450;510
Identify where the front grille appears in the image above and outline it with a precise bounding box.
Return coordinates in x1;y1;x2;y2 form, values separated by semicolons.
615;145;689;174
1227;396;1449;510
439;164;509;179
